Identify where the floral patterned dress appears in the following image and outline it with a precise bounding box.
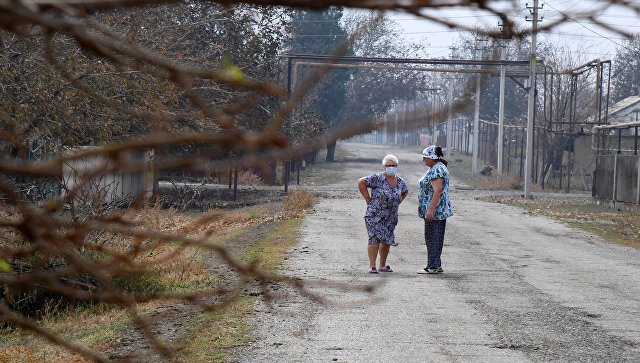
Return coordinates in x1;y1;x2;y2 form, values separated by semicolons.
363;173;408;246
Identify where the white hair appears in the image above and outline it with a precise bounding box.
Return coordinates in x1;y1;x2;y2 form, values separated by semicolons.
382;154;399;166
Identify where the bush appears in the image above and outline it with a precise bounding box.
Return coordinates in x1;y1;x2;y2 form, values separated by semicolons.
283;189;313;217
237;169;264;186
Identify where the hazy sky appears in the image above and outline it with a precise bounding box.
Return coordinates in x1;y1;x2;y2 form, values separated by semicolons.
391;0;638;62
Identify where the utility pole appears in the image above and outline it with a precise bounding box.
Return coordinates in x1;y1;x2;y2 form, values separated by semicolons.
497;24;507;176
472;70;481;176
524;0;542;197
446;46;457;159
447;80;454;158
498;45;506;175
432;96;437;144
472;39;487;176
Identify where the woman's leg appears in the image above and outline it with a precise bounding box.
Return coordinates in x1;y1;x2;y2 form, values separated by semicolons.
425;220;447;268
368;243;379;268
378;243;390;268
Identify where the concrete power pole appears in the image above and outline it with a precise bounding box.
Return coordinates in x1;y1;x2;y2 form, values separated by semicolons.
472;74;480;176
497;43;506;175
447;46;458;159
472;39;487;176
432;96;438;144
524;0;541;197
446;79;454;158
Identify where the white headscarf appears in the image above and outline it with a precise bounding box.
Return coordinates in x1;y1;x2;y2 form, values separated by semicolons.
422;145;439;160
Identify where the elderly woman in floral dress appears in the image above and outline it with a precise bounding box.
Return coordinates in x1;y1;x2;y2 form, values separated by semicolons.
358;154;408;274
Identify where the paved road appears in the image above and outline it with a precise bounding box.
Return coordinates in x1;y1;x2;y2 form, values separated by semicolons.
236;142;640;363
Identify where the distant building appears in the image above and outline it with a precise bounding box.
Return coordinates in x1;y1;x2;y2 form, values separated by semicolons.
605;95;640;133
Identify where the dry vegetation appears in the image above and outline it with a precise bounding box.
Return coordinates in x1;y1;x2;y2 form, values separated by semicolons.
0;189;314;362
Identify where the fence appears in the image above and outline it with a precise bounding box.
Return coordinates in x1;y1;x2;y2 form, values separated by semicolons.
592;121;640;211
62;149;153;204
3;141;153;204
26;147;62;201
593;154;639;211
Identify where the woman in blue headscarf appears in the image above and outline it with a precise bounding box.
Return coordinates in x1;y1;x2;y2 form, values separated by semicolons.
417;145;454;274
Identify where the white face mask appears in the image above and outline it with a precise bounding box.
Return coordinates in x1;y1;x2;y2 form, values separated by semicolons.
385;166;398;176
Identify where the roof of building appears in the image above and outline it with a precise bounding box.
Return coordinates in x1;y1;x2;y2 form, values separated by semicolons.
608;95;640;118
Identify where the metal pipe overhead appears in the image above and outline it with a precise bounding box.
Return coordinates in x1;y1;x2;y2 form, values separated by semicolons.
293;61;530;77
281;53;531;68
593;121;640;130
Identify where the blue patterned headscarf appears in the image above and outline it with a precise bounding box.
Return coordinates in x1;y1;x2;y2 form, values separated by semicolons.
422;145;439;160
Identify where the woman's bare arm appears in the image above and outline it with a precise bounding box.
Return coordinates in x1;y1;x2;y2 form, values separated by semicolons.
401;191;408;203
358;178;371;204
425;177;443;221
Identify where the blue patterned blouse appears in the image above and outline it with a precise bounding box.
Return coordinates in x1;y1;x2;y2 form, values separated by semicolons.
418;162;454;220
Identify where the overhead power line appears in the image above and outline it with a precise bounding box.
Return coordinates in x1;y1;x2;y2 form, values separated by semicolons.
543;1;626;48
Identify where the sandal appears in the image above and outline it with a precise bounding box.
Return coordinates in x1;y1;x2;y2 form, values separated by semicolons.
369;267;378;274
378;265;393;272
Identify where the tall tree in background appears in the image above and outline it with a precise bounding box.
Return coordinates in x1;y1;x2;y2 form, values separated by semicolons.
289;7;352;162
340;11;429;124
611;35;640;103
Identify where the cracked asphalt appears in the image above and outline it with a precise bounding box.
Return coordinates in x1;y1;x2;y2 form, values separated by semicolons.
234;142;640;363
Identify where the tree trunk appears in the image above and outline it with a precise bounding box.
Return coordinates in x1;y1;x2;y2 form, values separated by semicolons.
540;162;552;189
305;151;317;166
326;141;336;162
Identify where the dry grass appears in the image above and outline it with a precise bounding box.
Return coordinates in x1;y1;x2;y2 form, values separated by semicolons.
475;174;530;191
0;193;315;361
0;303;131;363
177;200;309;362
0;346;89;363
0;201;287;361
177;297;254;363
241;218;303;271
283;189;314;217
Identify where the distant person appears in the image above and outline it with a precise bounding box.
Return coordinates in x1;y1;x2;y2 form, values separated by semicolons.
358;154;408;274
417;145;454;274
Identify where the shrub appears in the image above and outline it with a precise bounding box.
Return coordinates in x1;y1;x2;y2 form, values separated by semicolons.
237;169;263;186
283;189;313;217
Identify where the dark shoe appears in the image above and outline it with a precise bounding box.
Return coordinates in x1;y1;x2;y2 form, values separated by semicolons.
379;265;393;272
369;267;378;274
